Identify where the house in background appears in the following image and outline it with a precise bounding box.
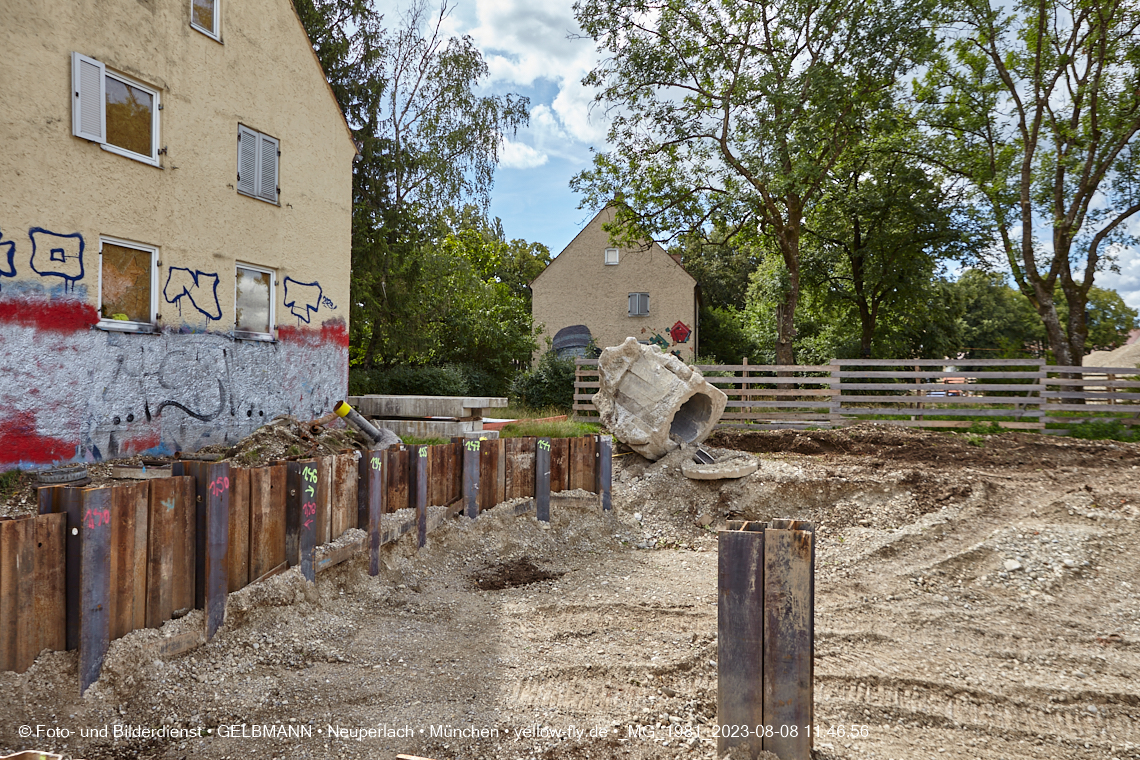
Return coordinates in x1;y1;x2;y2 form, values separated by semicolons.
531;207;699;362
0;0;357;469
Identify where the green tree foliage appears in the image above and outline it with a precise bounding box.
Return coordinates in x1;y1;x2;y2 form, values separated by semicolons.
918;0;1140;366
293;0;532;374
799;131;981;356
571;0;936;364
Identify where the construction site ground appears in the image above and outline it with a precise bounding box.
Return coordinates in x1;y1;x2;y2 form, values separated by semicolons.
1;425;1138;760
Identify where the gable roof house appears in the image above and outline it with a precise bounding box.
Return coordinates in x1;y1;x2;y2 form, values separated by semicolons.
531;207;699;361
0;0;357;469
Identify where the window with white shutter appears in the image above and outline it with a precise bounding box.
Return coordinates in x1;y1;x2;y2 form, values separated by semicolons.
72;53;105;143
237;125;280;204
72;52;161;164
629;292;649;317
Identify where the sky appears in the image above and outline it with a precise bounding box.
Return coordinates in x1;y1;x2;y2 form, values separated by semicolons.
376;0;1140;311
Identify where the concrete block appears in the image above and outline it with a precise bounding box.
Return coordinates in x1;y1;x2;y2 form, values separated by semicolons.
592;337;727;460
371;418;482;439
345;395;507;419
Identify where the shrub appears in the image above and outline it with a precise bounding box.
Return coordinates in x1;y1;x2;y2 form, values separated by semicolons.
1066;419;1140;443
510;351;576;411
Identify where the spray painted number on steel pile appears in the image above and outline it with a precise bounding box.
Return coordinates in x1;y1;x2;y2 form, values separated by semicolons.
302;465;317;529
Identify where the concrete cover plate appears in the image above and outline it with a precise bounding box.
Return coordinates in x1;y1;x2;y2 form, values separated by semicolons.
681;457;759;480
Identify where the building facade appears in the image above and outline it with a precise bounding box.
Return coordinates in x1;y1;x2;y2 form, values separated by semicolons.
531;207;699;361
0;0;357;469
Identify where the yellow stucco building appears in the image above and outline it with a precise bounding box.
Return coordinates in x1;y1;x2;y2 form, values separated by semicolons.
531;207;700;361
0;0;357;467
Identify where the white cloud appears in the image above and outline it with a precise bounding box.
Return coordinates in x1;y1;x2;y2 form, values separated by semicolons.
499;138;548;169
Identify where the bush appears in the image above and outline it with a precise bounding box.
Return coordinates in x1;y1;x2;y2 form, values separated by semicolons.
510;351;576;411
1066;419;1140;442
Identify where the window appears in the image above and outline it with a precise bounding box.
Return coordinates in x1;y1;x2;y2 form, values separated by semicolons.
191;0;220;39
237;125;280;204
604;247;619;265
628;292;649;317
71;53;160;165
98;238;157;330
234;264;276;339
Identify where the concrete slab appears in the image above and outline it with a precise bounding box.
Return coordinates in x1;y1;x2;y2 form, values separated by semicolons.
681;458;758;480
372;418;482;439
345;395;507;419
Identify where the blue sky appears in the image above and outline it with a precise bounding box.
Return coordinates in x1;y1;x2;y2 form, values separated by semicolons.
379;0;1140;310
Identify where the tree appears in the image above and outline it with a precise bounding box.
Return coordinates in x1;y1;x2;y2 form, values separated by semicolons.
918;0;1140;366
571;0;936;364
952;269;1044;357
293;0;530;368
799;130;980;356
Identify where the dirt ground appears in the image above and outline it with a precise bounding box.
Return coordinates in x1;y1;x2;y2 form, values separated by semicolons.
1;424;1138;760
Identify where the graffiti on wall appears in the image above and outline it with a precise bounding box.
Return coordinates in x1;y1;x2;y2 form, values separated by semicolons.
29;228;85;290
163;267;222;322
0;231;15;286
283;277;323;323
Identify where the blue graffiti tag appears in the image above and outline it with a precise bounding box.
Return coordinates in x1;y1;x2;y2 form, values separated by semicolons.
283;277;322;324
29;228;85;289
163;267;222;321
0;229;15;289
320;295;338;311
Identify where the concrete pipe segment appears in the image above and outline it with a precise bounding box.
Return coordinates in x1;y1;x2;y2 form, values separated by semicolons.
591;337;728;460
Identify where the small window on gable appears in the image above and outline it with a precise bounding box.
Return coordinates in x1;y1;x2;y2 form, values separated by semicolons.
191;0;220;39
604;247;619;265
237;125;280;204
235;264;275;339
99;238;157;330
628;292;649;317
72;52;160;165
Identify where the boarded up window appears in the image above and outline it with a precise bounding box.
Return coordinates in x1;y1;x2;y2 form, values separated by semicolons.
236;266;273;334
101;242;153;323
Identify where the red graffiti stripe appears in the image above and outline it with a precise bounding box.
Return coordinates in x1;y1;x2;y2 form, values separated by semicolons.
0;412;77;464
0;299;99;332
277;317;349;348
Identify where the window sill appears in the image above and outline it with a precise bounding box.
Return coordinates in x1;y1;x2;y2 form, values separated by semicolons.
96;320;160;334
191;24;222;43
100;143;161;168
237;189;279;206
233;330;276;343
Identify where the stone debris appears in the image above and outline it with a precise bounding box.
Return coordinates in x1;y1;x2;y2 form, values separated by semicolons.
681;455;759;480
592;337;727;460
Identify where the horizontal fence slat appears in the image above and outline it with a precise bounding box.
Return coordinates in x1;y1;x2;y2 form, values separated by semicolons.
1041;391;1140;400
721;413;832;420
838;395;1043;405
851;419;1044;429
1039;404;1140;413
834;382;1042;392
726;400;834;409
717;422;839;430
837;371;1044;379
1043;417;1139;425
707;376;832;385
839;407;1043;418
724;388;837;397
1044;378;1140;388
1047;365;1140;374
695;364;836;372
832;358;1044;366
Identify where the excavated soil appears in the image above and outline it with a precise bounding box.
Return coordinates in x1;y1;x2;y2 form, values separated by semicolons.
1;424;1138;760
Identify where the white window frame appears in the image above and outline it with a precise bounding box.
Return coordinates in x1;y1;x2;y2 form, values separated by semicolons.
96;236;160;333
629;292;650;317
237;125;280;205
604;247;619;265
233;262;277;341
190;0;222;41
71;53;161;167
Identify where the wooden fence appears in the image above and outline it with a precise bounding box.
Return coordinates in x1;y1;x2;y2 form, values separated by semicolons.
574;358;1140;434
0;435;613;692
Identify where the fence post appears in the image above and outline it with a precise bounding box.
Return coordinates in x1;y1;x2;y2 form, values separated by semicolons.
828;362;841;428
203;462;230;641
596;435;612;511
463;438;480;519
535;437;551;522
78;487;112;695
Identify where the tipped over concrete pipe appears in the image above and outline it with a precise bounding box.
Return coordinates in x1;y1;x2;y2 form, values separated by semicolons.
591;337;728;460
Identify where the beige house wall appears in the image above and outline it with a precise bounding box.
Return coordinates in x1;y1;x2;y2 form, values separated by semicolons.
532;207;699;361
0;0;356;468
1;0;355;321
